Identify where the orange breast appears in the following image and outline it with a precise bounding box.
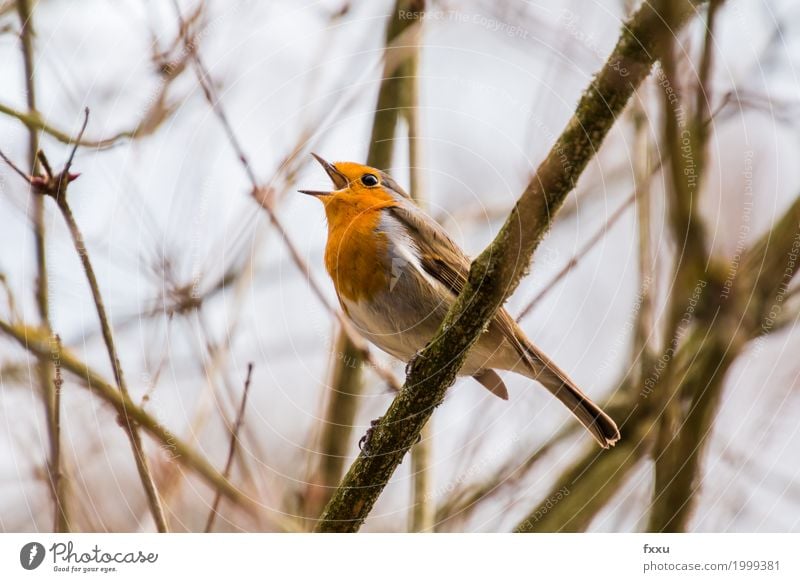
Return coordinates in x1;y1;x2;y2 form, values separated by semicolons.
324;204;392;302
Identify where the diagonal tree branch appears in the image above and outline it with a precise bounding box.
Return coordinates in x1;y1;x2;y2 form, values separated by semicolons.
315;0;706;532
0;318;248;507
205;362;254;532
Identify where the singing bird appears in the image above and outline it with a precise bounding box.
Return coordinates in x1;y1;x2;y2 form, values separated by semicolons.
300;154;620;448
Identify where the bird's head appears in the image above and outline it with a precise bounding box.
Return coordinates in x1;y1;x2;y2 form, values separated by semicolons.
299;154;409;225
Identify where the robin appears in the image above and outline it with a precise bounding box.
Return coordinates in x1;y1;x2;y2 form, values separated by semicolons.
300;154;620;448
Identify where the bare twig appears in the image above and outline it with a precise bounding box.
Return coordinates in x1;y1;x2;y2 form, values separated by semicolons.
0;101;140;149
0;149;30;183
0;273;20;320
56;191;170;533
630;98;657;393
409;424;434;531
13;0;67;532
205;363;254;532
435;422;581;529
306;331;368;523
0;317;248;506
1;110;169;532
516;190;637;321
50;334;68;530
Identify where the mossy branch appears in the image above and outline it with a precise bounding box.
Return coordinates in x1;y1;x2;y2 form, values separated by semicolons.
315;0;705;532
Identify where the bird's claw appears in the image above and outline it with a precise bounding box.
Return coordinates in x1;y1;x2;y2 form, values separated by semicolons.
358;417;382;456
405;349;425;376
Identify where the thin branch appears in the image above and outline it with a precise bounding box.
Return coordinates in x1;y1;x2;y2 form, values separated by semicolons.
51;334;68;531
170;0;401;393
1;4;190;151
61;107;89;176
7;111;173;531
2;114;169;531
55;187;170;533
13;0;67;532
315;0;706;532
0;149;30;182
435;421;581;529
409;425;434;531
0;101;148;149
205;363;254;532
516;190;636;321
694;0;719;151
306;330;368;522
0;273;20;320
630;98;657;393
11;112;168;530
0;317;248;506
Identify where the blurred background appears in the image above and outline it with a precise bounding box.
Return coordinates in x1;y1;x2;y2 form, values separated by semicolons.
1;0;799;532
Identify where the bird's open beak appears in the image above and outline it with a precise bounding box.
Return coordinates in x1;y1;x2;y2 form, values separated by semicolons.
311;153;348;189
298;153;349;199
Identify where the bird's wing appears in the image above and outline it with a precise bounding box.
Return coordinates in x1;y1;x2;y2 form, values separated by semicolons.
387;200;528;359
386;200;470;292
388;200;620;447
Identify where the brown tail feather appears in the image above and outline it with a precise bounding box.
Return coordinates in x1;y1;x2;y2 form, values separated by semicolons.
545;378;620;448
517;342;620;448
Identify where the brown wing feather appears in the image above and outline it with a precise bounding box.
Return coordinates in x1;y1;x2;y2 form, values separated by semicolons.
388;202;619;447
388;203;534;359
389;201;532;356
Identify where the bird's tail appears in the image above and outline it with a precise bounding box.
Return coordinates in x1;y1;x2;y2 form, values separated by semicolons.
517;342;620;448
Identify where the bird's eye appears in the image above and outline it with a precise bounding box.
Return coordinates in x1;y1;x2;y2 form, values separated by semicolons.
361;173;379;187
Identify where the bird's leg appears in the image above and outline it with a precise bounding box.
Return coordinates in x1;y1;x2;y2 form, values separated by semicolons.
358;417;382;456
404;348;426;377
358;417;423;458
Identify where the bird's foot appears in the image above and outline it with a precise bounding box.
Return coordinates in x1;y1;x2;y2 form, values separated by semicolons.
405;348;426;376
358;417;383;456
